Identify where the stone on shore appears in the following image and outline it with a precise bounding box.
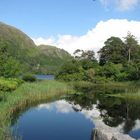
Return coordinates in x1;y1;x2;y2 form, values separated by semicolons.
92;128;135;140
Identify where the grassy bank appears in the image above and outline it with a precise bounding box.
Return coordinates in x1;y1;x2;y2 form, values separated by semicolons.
70;81;133;93
110;90;140;100
70;81;140;99
0;80;74;140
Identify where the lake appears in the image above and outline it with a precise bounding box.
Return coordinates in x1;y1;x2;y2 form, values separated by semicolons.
11;93;140;140
11;100;94;140
35;74;55;80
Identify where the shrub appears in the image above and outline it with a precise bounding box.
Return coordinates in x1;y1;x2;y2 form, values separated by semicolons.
0;77;23;91
96;63;121;81
56;72;85;81
22;74;37;82
84;68;95;82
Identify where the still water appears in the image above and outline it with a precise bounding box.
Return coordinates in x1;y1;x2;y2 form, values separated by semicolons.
35;74;54;80
12;93;140;140
12;100;95;140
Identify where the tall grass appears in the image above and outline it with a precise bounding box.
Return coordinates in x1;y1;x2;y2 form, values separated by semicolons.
111;90;140;100
0;80;74;140
71;80;140;100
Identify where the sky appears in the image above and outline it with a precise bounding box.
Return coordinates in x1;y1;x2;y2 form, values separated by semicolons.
0;0;140;54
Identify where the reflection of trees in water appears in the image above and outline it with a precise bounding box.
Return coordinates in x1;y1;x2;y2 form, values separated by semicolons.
96;96;140;133
67;92;97;110
67;93;140;134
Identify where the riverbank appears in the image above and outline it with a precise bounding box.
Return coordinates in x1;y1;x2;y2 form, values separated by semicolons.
0;80;74;140
1;79;140;140
71;80;140;98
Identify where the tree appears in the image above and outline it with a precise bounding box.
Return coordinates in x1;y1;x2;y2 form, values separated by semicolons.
0;43;21;77
96;63;121;81
124;32;140;62
56;60;85;81
74;49;96;61
123;62;140;81
98;37;126;65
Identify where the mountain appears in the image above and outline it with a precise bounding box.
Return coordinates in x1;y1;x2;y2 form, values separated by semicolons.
0;22;72;75
37;45;72;74
0;22;40;72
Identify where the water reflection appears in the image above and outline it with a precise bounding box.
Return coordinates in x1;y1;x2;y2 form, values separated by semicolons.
12;91;140;140
66;93;140;139
12;100;95;140
35;74;54;80
38;100;74;113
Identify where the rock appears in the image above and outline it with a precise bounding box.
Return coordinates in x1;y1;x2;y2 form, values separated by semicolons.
92;128;135;140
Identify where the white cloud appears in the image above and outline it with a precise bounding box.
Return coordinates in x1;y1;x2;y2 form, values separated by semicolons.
37;100;74;114
55;100;74;114
117;0;139;11
32;37;56;46
132;119;140;131
37;100;134;139
32;19;140;55
99;0;139;11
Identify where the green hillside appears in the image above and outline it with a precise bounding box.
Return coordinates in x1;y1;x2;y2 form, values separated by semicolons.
37;45;72;74
0;22;72;75
0;22;40;73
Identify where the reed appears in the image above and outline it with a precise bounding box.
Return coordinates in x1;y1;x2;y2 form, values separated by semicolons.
111;90;140;100
0;80;74;140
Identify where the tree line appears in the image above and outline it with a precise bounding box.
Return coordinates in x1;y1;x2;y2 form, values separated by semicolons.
56;32;140;82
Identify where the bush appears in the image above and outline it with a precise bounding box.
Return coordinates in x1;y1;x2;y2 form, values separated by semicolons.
93;76;113;84
84;68;95;82
56;61;86;81
0;78;23;91
56;72;85;81
96;63;121;81
22;74;37;82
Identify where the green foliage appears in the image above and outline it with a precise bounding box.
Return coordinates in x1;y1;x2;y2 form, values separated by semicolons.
79;59;98;70
124;32;140;62
22;74;37;82
56;49;99;82
1;21;140;82
85;68;95;81
1;57;21;77
122;62;140;81
37;45;72;74
96;63;121;81
98;37;126;65
57;37;140;82
0;42;21;77
93;76;113;84
56;60;85;81
96;33;140;81
0;22;72;76
0;78;23;92
98;35;140;65
0;80;73;139
0;22;40;74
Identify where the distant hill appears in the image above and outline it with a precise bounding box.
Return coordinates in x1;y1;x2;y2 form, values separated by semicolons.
0;22;72;74
0;22;40;72
38;45;72;74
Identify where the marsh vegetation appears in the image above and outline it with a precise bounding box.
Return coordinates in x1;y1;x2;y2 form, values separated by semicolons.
0;80;73;140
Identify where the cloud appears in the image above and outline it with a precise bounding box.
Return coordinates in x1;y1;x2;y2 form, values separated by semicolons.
32;19;140;55
55;100;74;114
99;0;139;11
32;37;56;46
37;100;133;139
132;119;140;131
117;0;139;11
37;100;74;114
